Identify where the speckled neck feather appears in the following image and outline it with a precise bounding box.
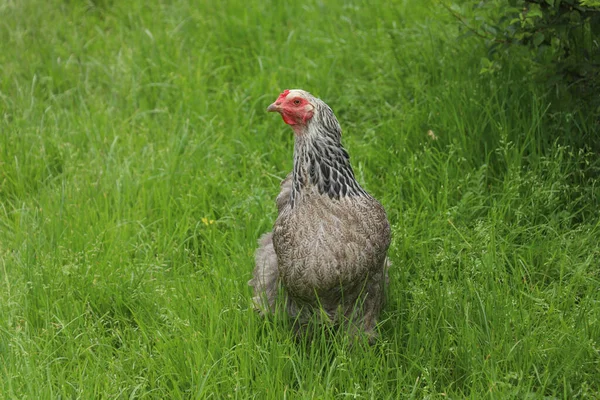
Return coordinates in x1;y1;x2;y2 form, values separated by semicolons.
291;99;368;205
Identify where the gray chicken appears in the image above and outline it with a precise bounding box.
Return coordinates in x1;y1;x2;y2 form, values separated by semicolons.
250;89;391;340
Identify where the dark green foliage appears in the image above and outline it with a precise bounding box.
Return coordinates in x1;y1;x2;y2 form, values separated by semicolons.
447;0;600;111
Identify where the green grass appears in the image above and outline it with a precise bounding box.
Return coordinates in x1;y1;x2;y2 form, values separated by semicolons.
1;0;599;398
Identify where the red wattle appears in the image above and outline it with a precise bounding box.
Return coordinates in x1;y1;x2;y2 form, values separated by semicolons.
281;113;296;125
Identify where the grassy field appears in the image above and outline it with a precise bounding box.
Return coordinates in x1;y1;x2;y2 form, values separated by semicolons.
1;0;599;398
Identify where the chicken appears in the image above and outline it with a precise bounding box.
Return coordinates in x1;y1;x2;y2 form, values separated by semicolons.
249;89;391;340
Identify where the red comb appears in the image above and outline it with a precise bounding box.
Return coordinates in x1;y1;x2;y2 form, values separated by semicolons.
276;89;290;102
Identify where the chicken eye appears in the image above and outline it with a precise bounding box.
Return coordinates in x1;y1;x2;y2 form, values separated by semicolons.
293;99;301;106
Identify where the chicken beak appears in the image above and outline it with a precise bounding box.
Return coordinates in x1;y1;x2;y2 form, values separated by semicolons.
267;102;281;113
